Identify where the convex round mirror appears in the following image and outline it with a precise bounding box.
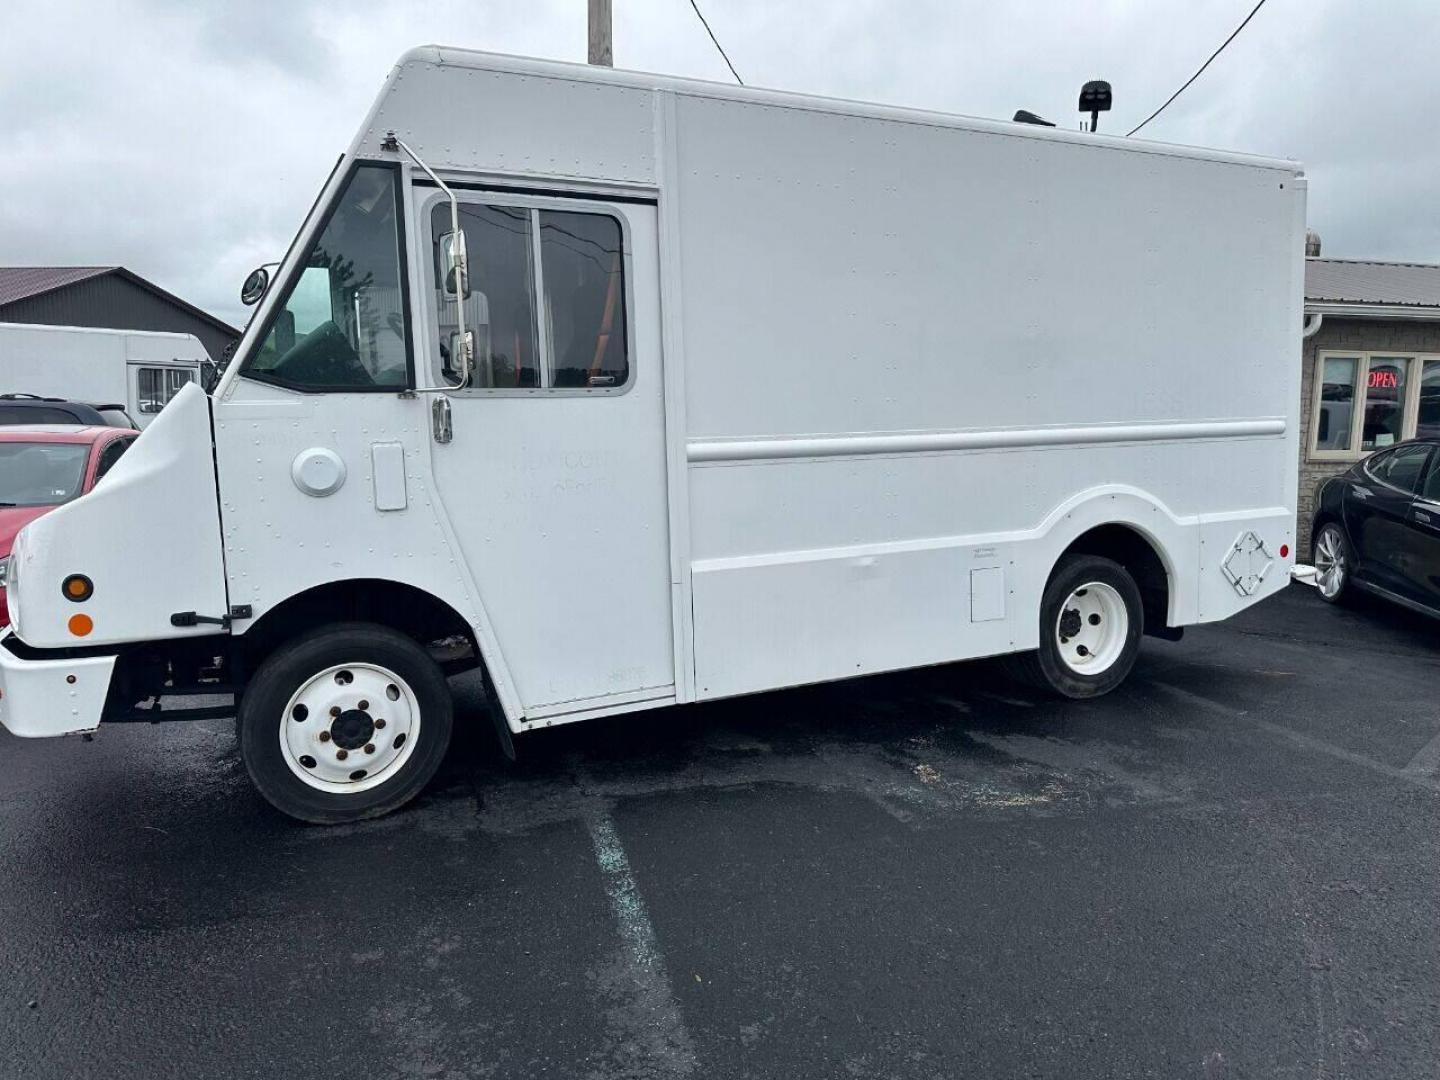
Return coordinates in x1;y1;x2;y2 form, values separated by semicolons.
240;266;271;306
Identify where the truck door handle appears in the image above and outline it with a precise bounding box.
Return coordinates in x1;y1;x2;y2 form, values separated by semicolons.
431;396;453;444
1416;510;1433;524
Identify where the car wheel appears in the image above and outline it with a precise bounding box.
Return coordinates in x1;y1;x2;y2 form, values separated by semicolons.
1007;554;1144;699
238;622;453;824
1312;522;1352;605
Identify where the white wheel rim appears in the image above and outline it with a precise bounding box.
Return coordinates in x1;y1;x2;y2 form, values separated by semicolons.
1314;527;1346;600
279;662;421;794
1055;581;1129;675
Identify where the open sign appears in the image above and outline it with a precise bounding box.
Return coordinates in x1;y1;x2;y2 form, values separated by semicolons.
1368;368;1400;390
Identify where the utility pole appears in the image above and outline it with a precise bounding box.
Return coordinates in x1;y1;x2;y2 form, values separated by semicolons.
588;0;612;66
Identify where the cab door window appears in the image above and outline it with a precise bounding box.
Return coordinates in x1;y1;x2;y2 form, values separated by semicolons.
242;163;411;391
437;204;539;387
539;211;627;388
431;201;627;391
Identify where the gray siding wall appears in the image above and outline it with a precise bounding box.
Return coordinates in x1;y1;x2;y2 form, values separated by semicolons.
1297;316;1440;556
0;275;237;363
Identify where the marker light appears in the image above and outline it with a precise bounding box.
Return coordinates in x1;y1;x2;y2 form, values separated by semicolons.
62;575;94;602
68;614;94;637
1279;544;1290;559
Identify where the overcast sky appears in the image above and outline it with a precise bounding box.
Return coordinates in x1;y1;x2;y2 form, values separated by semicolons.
3;0;1438;328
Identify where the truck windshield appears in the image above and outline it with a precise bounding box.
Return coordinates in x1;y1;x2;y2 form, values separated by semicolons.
0;442;90;507
240;162;410;392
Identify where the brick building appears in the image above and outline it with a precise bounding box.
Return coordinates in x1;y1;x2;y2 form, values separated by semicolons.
1298;255;1440;554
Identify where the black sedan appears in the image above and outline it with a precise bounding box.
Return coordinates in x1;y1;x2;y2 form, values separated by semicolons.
1311;437;1440;616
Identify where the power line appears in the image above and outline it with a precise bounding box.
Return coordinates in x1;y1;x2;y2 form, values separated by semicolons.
686;0;744;85
1127;0;1269;137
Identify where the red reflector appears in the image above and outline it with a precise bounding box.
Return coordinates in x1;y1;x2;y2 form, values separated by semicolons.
1279;544;1290;559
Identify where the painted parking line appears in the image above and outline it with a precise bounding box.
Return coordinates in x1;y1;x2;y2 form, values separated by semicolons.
1148;680;1440;795
1402;726;1440;779
586;811;698;1077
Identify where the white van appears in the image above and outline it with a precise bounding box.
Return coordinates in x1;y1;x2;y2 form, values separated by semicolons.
0;323;208;428
0;49;1306;822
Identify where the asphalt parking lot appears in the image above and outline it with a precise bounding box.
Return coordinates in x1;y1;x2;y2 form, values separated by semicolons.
2;584;1438;1080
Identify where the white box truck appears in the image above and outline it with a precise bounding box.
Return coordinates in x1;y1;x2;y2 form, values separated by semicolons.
0;322;208;428
0;48;1306;822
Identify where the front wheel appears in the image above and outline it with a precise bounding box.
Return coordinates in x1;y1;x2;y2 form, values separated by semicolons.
1007;554;1144;699
238;623;454;824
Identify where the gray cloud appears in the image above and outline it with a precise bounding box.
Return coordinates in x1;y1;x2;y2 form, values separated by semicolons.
2;0;1436;330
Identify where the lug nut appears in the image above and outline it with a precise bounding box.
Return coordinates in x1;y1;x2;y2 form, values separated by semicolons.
364;744;375;755
374;718;386;729
319;731;332;743
358;700;369;711
330;706;342;718
336;749;349;761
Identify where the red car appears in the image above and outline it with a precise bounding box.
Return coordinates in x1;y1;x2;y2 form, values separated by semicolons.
0;426;139;626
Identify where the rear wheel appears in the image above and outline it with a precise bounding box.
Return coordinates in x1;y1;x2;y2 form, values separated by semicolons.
238;623;453;824
1007;554;1144;699
1312;522;1352;605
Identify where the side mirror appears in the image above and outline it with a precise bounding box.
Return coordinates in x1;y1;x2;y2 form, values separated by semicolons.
440;231;471;299
240;266;271;306
445;329;475;385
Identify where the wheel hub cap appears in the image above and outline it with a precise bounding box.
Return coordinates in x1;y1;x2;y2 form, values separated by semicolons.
279;662;421;794
330;708;375;751
1054;582;1129;676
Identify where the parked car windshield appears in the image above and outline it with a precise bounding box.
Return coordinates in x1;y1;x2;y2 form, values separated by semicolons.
0;442;91;507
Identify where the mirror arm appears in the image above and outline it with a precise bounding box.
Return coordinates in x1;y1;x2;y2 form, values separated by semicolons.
384;131;472;394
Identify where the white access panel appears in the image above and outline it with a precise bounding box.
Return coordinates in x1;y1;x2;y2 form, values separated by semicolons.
371;442;408;511
970;567;1006;623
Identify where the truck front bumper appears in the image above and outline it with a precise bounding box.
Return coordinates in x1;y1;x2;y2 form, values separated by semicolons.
0;631;115;737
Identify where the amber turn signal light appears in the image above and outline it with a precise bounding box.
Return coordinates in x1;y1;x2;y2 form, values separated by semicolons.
62;574;94;602
68;614;94;637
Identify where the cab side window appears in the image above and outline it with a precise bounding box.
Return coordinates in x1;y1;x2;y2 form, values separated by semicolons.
242;163;410;392
433;203;627;391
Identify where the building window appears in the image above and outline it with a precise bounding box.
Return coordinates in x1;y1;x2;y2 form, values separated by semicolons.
1310;351;1440;460
1314;357;1357;452
1419;359;1440;440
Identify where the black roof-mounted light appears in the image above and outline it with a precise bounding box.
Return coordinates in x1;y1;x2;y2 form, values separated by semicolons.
1079;80;1112;133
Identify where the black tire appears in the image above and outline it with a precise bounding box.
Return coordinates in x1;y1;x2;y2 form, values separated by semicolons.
1006;554;1144;699
238;622;453;824
1311;521;1352;606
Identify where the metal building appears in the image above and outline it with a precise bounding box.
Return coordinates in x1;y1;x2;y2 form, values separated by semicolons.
0;267;239;364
